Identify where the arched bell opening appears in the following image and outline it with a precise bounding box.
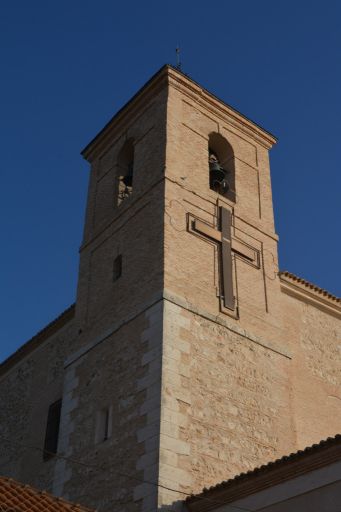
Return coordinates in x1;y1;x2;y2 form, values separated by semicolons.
117;139;134;205
208;133;236;202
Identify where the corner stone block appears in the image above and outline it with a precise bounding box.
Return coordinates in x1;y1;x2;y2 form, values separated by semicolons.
159;462;193;487
133;482;156;501
160;434;191;456
137;422;159;443
136;450;158;471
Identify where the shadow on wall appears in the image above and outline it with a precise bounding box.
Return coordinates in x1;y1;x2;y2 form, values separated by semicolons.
158;498;187;512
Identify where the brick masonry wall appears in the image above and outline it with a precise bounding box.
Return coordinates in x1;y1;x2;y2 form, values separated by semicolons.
164;81;285;352
75;86;167;351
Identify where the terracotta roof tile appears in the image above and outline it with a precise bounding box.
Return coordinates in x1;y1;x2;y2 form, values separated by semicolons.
0;476;94;512
186;434;341;508
279;271;340;303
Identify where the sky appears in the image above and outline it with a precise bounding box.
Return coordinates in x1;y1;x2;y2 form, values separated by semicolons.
0;1;340;362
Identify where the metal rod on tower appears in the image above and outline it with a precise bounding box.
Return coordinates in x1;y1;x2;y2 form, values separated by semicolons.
176;46;181;71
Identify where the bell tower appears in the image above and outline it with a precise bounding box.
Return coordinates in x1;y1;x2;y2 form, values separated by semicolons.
1;64;340;512
54;65;332;512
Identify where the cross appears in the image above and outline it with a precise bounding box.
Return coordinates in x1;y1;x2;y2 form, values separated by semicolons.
189;207;259;311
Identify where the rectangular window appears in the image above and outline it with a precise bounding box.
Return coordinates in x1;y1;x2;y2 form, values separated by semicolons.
113;254;122;281
43;399;62;461
95;406;113;443
103;408;110;441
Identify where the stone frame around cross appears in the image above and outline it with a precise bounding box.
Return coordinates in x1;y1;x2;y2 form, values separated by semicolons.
187;206;260;315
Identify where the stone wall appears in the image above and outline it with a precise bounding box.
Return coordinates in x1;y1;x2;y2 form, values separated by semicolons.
159;298;293;503
282;290;341;449
0;316;76;493
54;303;163;512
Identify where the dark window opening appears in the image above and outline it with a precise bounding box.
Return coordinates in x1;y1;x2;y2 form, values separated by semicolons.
117;140;134;205
43;399;62;461
208;133;236;202
113;254;122;281
103;408;109;441
95;406;112;444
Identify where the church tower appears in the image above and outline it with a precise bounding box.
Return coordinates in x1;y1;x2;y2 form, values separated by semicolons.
1;65;340;512
59;64;288;509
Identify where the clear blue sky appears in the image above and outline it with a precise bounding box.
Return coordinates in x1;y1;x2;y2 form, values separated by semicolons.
1;1;340;362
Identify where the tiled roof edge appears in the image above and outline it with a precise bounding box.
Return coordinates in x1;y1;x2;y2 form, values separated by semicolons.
0;476;94;511
279;271;340;318
186;434;341;512
279;270;341;304
0;304;75;376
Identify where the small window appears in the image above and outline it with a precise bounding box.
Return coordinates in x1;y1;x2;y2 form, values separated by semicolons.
95;406;112;443
113;255;122;281
103;408;110;441
43;399;62;461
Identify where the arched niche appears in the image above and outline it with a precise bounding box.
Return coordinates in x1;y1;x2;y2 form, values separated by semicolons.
117;138;134;205
208;132;236;202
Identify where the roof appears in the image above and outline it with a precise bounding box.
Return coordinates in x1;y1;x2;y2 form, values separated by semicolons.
279;271;341;318
279;271;340;303
186;434;341;512
0;476;95;512
81;64;277;160
0;304;75;376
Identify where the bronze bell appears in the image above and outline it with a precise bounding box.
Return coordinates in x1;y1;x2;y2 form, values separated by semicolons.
209;160;226;184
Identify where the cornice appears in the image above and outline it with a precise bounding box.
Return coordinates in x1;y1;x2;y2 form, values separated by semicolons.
167;67;277;149
81;64;277;161
279;271;341;318
81;65;170;161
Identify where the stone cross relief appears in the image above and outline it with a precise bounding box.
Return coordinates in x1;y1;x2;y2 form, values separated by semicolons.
189;206;260;312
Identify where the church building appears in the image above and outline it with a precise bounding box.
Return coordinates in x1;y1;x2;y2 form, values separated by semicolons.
0;65;340;512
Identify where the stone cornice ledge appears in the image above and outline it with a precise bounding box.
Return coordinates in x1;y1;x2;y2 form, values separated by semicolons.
65;289;291;369
279;272;341;319
163;289;291;359
167;67;276;150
